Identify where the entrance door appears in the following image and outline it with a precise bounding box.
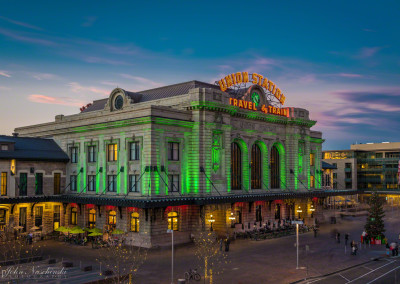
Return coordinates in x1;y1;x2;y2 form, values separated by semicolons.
53;205;60;231
19;207;27;232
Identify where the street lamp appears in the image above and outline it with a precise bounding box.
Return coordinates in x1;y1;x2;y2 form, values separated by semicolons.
167;229;174;284
291;220;304;269
208;214;215;231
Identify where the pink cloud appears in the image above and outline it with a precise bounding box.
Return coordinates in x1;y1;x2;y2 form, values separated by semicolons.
67;82;109;96
336;73;363;78
28;94;83;107
357;47;382;58
0;70;11;78
0;28;56;46
120;74;163;88
0;16;43;31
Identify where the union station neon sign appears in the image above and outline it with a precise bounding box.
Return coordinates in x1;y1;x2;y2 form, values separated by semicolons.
217;71;286;105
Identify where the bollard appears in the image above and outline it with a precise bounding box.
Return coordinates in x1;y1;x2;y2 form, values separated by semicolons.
177;279;186;284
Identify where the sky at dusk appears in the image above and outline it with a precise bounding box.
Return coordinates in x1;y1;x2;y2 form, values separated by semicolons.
0;1;399;150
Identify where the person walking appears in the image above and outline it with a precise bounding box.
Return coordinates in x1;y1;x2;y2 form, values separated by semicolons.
391;242;396;257
313;227;318;238
345;233;349;246
336;232;340;244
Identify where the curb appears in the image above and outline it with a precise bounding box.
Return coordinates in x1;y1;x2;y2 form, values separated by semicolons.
289;256;384;284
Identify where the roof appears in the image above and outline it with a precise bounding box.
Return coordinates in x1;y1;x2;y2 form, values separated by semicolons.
322;161;337;169
0;135;69;162
82;80;220;113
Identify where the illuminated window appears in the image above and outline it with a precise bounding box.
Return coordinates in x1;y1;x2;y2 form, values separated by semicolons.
310;153;315;166
168;142;179;161
107;175;117;192
70;207;77;225
35;173;43;195
251;144;262;189
108;211;116;230
54;173;61;195
71;147;78;163
1;172;7;196
310;175;315;188
0;145;8;151
130;212;139;232
19;207;27;232
129;175;140;192
88;175;96;192
168;211;178;231
19;173;27;196
70;175;77;192
107;144;118;162
129;142;140;161
168;175;179;192
35;206;43;227
231;142;242;190
88;146;96;163
0;209;6;230
88;209;96;228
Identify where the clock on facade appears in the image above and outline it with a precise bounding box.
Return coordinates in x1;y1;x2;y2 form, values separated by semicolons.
114;95;124;110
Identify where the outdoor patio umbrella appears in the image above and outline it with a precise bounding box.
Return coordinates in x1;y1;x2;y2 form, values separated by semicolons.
111;229;125;235
30;226;40;231
14;226;24;230
70;228;86;234
55;226;68;232
88;227;102;233
88;232;103;237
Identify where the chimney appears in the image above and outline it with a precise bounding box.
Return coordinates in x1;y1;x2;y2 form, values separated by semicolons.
12;133;19;137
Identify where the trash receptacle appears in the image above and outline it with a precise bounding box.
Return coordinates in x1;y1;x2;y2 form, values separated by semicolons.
177;279;186;284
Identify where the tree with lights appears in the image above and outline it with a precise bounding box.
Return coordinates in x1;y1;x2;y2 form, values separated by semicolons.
96;237;148;283
364;191;385;239
194;231;229;284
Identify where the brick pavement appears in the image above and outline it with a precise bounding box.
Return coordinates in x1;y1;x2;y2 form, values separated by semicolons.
31;208;400;284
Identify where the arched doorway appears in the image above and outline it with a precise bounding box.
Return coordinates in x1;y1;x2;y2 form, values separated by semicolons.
270;145;280;189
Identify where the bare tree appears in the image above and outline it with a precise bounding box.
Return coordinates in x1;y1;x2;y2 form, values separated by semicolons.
96;237;148;283
194;231;229;284
0;226;43;283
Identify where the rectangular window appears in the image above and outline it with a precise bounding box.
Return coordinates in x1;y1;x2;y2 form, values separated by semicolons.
19;173;27;196
129;142;140;161
54;173;61;195
310;175;315;188
333;182;337;189
71;147;78;163
87;175;96;192
345;163;352;169
333;173;337;179
70;175;77;192
107;175;117;192
129;174;140;192
35;206;43;227
345;172;352;179
0;209;6;230
168;174;179;192
168;142;179;161
310;153;315;166
1;172;7;196
35;173;43;195
345;182;352;189
107;144;118;162
0;145;8;151
88;146;96;163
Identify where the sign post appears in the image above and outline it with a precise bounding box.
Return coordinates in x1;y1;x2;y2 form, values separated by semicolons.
292;220;303;269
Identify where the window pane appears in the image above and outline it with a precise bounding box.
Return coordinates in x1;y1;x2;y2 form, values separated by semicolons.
20;173;27;196
1;172;7;196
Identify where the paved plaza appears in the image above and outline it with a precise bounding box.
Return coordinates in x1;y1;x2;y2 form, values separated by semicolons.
2;207;400;284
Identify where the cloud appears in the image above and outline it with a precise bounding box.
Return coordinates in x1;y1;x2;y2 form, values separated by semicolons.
28;94;83;107
0;70;11;78
100;81;121;87
30;72;60;80
67;82;109;96
83;56;130;66
0;16;42;31
120;74;163;88
0;28;57;46
82;16;97;27
335;73;363;78
357;47;383;58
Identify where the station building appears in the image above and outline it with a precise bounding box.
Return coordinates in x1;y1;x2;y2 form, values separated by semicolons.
1;74;356;247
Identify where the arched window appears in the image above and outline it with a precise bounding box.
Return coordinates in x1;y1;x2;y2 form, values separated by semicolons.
251;144;262;189
0;209;6;231
108;211;116;230
70;207;77;225
270;146;280;189
130;212;139;232
231;142;242;190
88;209;96;228
168;211;178;231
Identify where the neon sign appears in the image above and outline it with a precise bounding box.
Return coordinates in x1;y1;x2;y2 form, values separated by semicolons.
217;72;286;105
229;98;288;117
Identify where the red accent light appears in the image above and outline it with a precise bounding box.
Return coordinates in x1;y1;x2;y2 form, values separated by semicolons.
106;205;116;211
255;201;264;206
86;204;95;209
312;197;318;202
274;200;283;204
70;203;77;207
